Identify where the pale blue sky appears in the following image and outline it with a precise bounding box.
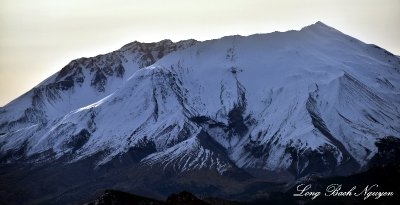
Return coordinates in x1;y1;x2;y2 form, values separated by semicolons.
1;0;399;106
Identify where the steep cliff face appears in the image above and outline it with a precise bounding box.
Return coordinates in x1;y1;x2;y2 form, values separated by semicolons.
0;39;197;135
0;22;399;204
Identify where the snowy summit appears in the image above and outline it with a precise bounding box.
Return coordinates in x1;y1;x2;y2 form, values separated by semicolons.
0;21;399;203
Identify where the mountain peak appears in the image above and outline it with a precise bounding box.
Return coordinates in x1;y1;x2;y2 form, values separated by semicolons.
301;21;336;31
1;21;400;205
314;21;328;27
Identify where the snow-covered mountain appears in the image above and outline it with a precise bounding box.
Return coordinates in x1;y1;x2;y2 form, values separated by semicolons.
1;22;400;202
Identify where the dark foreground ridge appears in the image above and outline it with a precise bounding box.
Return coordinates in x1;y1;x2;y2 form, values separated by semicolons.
85;190;211;205
85;165;400;205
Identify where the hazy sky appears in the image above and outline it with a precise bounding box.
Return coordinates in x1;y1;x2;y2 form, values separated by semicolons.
1;0;399;106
